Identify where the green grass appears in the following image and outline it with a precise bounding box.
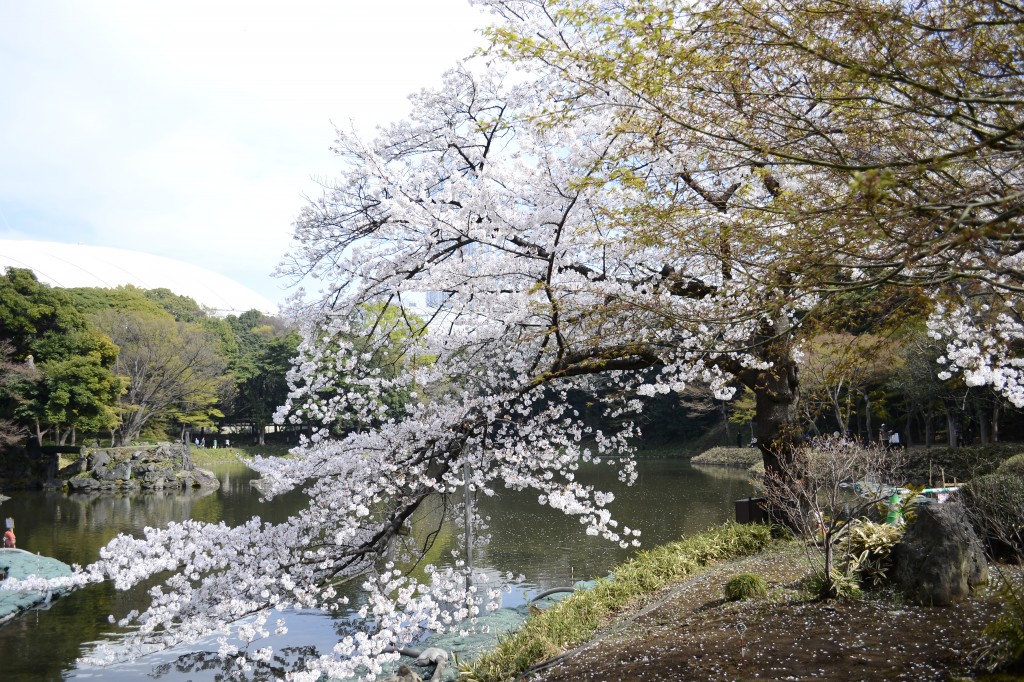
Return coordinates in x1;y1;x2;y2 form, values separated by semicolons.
188;443;292;467
691;446;763;468
464;522;777;682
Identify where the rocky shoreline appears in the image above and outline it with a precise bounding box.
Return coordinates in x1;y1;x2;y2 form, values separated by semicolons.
63;443;219;492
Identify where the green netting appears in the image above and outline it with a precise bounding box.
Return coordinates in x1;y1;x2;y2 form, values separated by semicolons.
0;548;73;625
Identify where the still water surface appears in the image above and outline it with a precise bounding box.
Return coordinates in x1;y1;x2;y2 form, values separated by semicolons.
0;458;752;681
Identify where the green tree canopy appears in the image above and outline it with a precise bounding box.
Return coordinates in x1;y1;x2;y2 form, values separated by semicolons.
92;309;227;446
223;310;299;445
0;268;123;445
1;267;90;360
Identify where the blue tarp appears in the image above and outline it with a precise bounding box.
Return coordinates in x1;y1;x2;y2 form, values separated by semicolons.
0;548;73;625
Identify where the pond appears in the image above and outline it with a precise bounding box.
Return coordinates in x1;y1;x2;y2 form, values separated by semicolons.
0;456;753;681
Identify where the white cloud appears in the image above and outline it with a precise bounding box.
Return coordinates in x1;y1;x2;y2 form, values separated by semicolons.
0;0;490;305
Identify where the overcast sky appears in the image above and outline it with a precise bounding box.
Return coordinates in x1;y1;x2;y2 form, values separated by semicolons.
0;1;490;307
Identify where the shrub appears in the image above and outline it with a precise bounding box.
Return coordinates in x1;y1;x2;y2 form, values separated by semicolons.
961;474;1024;560
997;453;1024;480
761;437;905;598
841;519;905;588
974;572;1024;673
900;444;1021;485
724;573;768;601
806;569;863;600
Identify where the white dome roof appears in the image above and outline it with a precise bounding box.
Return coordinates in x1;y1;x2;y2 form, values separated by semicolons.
0;240;277;315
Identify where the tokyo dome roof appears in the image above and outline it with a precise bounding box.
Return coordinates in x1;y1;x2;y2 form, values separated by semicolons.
0;240;277;315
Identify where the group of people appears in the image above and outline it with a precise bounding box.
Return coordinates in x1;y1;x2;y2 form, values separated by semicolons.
880;424;905;450
736;424;909;450
191;437;229;449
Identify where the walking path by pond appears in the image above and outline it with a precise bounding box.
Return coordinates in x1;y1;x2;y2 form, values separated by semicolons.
0;456;752;681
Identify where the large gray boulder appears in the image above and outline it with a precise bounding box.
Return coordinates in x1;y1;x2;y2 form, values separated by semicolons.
88;450;110;471
179;467;219;489
894;502;988;606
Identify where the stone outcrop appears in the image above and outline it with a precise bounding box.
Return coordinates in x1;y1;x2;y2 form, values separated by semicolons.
65;443;219;492
382;664;422;682
894;502;988;606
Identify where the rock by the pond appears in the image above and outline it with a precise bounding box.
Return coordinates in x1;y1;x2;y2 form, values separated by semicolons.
894;502;988;606
66;443;218;492
414;648;448;666
382;664;422;682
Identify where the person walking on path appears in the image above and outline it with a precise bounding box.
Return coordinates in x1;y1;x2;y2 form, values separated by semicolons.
3;519;15;548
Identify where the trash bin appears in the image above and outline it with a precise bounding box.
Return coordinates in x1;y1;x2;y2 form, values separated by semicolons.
735;497;768;524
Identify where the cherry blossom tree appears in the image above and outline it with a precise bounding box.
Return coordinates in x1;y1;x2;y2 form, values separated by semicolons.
480;0;1024;404
26;63;806;681
15;2;1023;679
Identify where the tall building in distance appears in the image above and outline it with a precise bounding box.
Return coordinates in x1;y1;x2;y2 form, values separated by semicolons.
425;290;450;308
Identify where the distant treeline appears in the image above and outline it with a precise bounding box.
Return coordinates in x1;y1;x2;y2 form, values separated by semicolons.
0;267;298;448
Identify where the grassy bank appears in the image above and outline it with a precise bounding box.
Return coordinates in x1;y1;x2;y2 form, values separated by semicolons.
464;522;777;681
189;443;291;467
690;446;762;468
690;443;1024;484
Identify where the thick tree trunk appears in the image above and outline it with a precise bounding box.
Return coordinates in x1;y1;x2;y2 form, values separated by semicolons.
720;401;732;445
945;405;958;447
976;401;990;445
753;358;801;478
925;403;935;445
114;411;146;446
752;358;801;530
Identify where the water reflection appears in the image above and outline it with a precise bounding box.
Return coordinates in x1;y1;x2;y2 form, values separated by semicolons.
0;458;752;681
149;646;320;681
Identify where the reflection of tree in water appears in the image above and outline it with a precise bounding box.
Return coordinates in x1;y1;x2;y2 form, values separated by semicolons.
66;486;219;533
688;462;758;482
148;645;320;681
